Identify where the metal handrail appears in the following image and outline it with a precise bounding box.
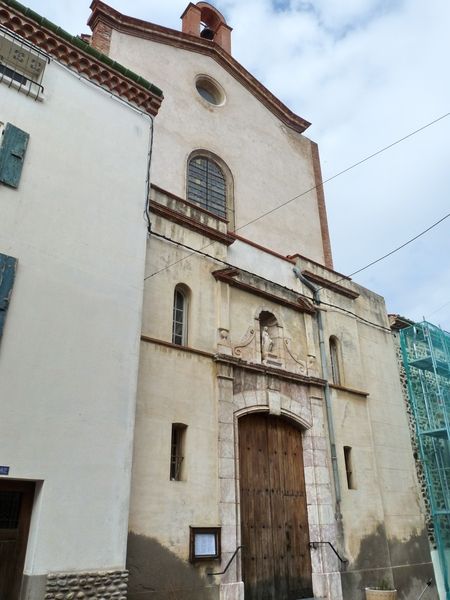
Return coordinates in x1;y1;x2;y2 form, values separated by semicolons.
309;541;348;564
417;579;433;600
207;545;244;576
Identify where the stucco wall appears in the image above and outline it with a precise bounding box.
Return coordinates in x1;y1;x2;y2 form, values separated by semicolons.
133;193;435;598
295;259;435;599
107;31;326;264
0;59;151;577
131;344;219;542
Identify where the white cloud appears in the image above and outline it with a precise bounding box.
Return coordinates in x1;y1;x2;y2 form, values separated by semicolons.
18;0;450;329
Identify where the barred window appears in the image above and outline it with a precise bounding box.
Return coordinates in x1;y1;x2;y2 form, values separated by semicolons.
170;423;187;481
187;156;226;218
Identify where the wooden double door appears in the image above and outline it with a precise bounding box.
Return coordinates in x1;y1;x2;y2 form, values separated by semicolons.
239;414;312;600
0;480;35;600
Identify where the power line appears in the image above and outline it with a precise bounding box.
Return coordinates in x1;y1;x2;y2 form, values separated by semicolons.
315;211;450;292
348;213;450;278
319;301;391;333
149;230;311;299
144;111;450;281
235;112;450;232
427;298;450;318
149;230;393;333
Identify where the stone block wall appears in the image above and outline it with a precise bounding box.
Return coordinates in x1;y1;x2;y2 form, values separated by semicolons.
45;570;128;600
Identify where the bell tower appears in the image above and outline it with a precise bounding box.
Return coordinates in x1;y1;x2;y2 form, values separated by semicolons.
181;2;232;54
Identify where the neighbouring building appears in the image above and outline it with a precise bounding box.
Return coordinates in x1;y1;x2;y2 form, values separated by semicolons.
0;1;161;599
390;317;450;600
84;2;438;600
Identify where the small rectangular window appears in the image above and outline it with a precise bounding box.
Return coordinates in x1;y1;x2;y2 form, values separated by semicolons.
343;446;355;489
170;423;187;481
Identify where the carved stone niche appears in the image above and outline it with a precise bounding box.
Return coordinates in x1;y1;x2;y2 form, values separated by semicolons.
258;311;283;368
231;310;311;376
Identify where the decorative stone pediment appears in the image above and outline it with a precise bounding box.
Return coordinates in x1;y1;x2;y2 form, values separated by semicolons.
212;268;315;314
229;310;317;378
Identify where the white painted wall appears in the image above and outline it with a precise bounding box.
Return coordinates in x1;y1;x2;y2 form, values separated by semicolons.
0;59;152;573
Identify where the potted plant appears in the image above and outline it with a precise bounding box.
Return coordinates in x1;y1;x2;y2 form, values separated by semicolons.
365;579;397;600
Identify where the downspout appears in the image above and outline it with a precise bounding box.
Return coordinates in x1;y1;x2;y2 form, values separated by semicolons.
293;267;342;519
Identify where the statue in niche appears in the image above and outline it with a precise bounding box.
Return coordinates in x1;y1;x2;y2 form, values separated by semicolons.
261;326;274;360
259;310;281;366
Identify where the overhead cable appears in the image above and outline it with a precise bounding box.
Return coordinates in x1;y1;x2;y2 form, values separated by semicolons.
144;111;450;281
315;211;450;292
150;230;392;333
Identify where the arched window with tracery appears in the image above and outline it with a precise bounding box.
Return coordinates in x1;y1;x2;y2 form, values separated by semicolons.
187;154;230;220
172;285;189;346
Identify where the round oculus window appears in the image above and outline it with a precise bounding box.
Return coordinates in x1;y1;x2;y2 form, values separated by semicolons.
196;76;225;106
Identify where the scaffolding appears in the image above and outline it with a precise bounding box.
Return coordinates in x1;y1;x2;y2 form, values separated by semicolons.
400;321;450;598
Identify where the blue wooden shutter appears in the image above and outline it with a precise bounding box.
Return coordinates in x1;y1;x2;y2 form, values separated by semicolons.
0;123;30;188
0;254;17;340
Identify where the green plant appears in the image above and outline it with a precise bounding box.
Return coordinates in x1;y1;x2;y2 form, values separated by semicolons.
376;579;393;591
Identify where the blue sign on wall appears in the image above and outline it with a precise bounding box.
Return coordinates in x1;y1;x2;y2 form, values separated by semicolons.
0;466;10;475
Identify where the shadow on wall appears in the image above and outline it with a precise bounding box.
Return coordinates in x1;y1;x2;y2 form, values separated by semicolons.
126;532;219;600
341;524;438;600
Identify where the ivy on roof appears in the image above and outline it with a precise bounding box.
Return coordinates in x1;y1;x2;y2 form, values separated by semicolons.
3;0;163;98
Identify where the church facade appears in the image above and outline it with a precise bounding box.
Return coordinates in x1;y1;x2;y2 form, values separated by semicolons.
86;2;436;600
0;0;439;599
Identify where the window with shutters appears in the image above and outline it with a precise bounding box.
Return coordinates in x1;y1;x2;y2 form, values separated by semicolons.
187;152;234;227
0;123;29;188
172;284;189;346
0;253;17;342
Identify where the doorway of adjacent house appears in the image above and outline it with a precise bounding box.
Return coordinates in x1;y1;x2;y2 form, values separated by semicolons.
239;413;312;600
0;479;35;599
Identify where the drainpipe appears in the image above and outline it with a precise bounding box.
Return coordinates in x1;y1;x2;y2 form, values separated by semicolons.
293;267;342;519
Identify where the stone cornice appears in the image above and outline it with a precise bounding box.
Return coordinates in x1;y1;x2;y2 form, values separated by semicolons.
151;185;229;224
229;232;297;265
141;335;214;358
88;0;311;133
0;0;162;116
212;267;316;314
149;200;235;246
301;269;359;300
329;383;369;397
214;353;326;387
140;336;326;388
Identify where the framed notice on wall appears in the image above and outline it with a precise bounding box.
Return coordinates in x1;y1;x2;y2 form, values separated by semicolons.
189;526;221;562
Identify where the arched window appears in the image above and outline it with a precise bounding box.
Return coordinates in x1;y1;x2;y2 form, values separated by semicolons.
172;285;188;345
329;336;341;385
187;155;227;219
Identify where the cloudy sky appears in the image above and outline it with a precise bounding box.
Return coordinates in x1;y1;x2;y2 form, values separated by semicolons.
19;0;450;329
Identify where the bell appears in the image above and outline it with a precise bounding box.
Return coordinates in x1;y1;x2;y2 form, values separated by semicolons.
200;27;215;40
